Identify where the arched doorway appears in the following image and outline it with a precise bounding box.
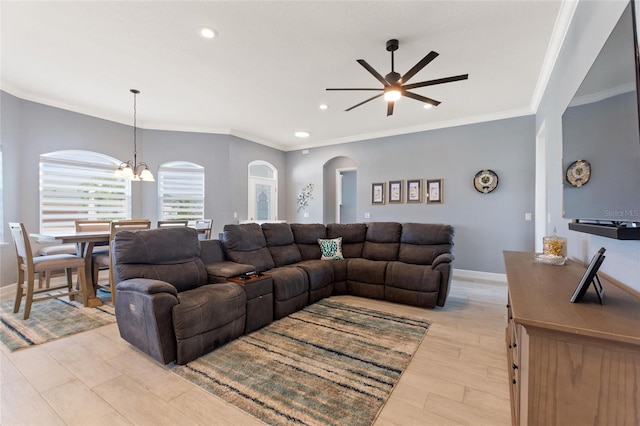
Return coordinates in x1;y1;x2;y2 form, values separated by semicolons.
323;156;357;224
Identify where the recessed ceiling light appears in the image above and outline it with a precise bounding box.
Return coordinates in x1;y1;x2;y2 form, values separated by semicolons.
200;27;217;39
295;131;310;138
424;104;433;109
319;104;329;110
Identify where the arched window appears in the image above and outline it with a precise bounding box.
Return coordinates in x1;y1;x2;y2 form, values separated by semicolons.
157;161;205;223
248;160;278;221
39;150;130;232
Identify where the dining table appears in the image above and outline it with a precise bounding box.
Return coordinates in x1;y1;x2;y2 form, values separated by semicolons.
30;230;111;307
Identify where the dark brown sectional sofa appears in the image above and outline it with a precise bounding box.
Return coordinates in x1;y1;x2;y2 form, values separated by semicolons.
113;222;454;365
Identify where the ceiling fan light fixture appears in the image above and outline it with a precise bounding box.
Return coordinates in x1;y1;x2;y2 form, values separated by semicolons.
424;103;433;109
384;88;402;102
326;39;468;116
295;131;310;138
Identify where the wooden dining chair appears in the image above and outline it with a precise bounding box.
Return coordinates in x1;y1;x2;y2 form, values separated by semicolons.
92;219;151;304
75;219;112;286
157;220;189;228
9;222;88;319
36;227;77;289
194;219;213;240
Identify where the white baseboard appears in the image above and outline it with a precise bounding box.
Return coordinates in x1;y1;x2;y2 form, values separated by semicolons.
453;268;507;284
0;283;17;299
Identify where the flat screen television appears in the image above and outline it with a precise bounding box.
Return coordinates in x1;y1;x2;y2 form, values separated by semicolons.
562;1;640;238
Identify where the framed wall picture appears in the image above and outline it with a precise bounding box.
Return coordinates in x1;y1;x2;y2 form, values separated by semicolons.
406;179;422;203
371;182;385;204
426;179;443;204
388;180;403;203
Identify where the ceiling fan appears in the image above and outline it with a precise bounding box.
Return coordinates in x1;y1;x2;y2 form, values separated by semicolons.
327;39;469;116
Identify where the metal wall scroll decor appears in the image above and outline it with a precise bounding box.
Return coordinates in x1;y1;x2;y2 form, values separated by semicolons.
474;169;499;193
566;159;591;187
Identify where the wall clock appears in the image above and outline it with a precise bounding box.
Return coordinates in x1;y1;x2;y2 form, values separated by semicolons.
566;160;591;187
474;169;499;193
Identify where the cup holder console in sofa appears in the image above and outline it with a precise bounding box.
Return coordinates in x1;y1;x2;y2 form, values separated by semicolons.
114;222;454;365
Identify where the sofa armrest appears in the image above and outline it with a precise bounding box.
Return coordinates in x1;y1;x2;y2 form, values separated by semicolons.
117;278;178;296
433;256;454;307
115;278;180;364
432;253;454;268
206;262;256;283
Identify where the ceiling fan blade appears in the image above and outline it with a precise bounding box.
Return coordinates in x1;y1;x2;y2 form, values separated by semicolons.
403;90;441;107
401;51;439;84
403;74;469;90
357;59;390;87
345;93;384;111
326;88;384;91
387;101;394;116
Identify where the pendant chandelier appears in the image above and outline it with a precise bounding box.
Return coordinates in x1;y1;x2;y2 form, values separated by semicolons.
114;89;155;182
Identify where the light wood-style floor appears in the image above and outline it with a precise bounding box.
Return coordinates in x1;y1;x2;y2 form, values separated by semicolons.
1;278;511;426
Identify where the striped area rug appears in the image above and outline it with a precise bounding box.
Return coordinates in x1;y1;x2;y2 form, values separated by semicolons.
173;299;430;426
0;291;116;351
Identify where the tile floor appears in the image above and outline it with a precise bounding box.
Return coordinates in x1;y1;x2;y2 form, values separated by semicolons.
1;278;511;425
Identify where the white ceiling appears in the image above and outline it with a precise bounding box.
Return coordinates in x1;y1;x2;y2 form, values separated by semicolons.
1;1;566;151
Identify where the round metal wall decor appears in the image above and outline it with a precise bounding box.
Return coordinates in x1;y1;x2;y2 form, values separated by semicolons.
474;169;499;193
566;159;591;187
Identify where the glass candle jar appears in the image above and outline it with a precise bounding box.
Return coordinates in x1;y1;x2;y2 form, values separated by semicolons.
543;232;567;258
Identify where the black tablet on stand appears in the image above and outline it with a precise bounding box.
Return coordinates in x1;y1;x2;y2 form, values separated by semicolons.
570;247;606;304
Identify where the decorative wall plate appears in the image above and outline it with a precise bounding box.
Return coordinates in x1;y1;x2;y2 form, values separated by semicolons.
566;160;591;187
474;169;499;193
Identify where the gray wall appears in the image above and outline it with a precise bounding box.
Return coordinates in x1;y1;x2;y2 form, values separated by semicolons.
537;0;640;292
286;116;536;274
0;92;286;286
340;170;357;224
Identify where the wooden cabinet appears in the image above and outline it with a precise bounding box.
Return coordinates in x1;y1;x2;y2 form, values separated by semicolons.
503;251;640;426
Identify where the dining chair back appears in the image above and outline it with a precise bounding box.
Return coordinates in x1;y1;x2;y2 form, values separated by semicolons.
194;219;213;240
36;227;77;288
75;219;112;233
93;219;151;304
9;222;88;319
157;220;189;228
75;219;112;286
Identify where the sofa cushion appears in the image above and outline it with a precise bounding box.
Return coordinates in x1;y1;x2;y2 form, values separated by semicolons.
347;258;387;285
399;223;454;265
346;258;386;299
318;237;344;260
362;222;401;261
261;223;302;267
385;262;440;308
222;224;275;272
327;223;366;258
268;266;309;320
173;283;246;364
296;259;335;303
291;223;326;260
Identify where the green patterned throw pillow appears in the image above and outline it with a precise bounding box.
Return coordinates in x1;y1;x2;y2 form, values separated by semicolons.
318;237;344;260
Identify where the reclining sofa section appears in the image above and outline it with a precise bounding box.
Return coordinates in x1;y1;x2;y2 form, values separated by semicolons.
221;222;454;319
113;222;454;365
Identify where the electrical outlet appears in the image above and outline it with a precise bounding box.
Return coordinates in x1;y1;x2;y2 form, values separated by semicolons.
364;212;371;219
525;213;532;221
233;212;237;219
303;212;309;218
